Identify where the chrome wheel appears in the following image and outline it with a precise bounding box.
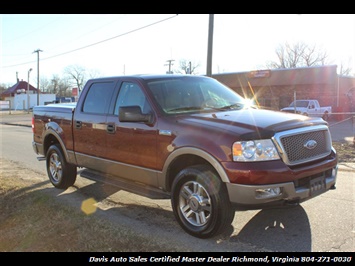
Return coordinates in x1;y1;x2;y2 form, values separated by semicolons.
172;165;235;238
46;144;77;189
49;152;62;182
179;181;211;227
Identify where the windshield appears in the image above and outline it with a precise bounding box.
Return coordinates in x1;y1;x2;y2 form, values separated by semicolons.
146;76;248;114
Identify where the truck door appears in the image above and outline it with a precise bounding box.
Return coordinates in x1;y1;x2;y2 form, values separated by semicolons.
73;81;117;168
105;81;158;186
309;100;318;116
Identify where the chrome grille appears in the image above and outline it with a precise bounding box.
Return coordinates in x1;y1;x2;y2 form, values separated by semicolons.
273;125;332;166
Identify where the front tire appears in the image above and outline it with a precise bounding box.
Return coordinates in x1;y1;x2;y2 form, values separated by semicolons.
46;144;77;189
171;165;235;238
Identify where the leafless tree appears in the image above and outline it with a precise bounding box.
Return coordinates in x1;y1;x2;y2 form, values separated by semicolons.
58;79;72;97
63;65;86;93
266;42;353;76
338;60;353;76
39;77;51;93
174;59;200;74
39;76;71;97
50;75;60;95
266;42;330;69
0;83;9;95
86;69;103;79
63;65;103;93
52;75;71;97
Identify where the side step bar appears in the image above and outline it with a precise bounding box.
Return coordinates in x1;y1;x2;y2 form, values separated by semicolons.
37;156;46;161
80;169;170;200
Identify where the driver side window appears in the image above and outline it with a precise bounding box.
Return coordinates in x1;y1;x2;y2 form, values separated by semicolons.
114;82;151;116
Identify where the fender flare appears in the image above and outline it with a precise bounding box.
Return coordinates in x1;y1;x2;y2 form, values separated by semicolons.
43;126;70;163
162;147;230;183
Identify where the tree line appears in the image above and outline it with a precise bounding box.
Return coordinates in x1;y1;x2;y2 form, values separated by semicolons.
1;42;353;96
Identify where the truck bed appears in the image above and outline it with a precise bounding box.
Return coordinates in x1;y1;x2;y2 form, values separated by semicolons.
32;102;76;156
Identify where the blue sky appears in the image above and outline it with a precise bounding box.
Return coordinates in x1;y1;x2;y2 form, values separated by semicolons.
1;14;354;86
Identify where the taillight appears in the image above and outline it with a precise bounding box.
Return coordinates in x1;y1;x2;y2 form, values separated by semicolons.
32;117;35;133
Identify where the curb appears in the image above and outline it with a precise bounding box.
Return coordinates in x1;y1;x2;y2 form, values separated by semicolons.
0;122;32;128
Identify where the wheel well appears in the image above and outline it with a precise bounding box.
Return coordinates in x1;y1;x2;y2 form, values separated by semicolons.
43;134;60;155
165;154;215;192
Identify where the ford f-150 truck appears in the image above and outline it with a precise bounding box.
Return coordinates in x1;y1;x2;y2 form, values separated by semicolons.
32;74;338;238
280;99;332;121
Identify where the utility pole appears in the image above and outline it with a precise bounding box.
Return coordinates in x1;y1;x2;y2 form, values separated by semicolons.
27;68;32;113
165;59;175;74
206;14;214;77
33;49;43;105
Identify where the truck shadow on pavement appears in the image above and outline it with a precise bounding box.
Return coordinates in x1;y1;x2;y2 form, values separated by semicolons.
230;206;311;252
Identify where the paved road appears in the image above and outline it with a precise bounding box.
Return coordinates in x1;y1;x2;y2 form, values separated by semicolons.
0;110;33;127
328;116;355;144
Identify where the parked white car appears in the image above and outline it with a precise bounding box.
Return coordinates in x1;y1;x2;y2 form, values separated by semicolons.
280;100;331;121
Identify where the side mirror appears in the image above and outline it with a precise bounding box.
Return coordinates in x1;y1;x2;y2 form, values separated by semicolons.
119;106;153;124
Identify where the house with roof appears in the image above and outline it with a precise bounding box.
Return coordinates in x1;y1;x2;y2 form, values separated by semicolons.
1;80;38;98
1;80;55;110
212;65;355;120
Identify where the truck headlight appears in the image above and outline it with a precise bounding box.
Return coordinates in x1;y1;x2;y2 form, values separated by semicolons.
232;139;280;162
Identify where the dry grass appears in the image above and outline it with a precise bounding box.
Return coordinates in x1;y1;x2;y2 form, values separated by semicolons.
332;141;355;163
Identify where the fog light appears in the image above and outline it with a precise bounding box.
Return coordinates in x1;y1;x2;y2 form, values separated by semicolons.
255;187;282;199
332;167;337;177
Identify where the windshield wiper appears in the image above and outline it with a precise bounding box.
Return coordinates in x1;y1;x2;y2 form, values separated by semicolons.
216;103;245;111
167;106;204;112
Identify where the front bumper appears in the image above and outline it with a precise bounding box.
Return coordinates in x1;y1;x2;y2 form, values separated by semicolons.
226;165;338;209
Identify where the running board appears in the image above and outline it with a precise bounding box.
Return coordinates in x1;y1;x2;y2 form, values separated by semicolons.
37;156;46;161
80;169;170;200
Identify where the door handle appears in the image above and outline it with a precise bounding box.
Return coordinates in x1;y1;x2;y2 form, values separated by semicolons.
75;120;82;129
106;124;115;134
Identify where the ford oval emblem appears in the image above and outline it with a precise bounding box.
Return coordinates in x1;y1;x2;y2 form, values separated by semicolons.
304;140;317;150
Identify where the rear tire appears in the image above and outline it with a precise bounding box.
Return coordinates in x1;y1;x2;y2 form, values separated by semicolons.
171;165;235;238
46;144;77;189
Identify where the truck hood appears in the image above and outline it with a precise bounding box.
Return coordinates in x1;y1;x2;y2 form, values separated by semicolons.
179;108;327;139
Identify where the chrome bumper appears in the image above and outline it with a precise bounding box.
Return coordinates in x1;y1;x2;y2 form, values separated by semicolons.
226;166;338;208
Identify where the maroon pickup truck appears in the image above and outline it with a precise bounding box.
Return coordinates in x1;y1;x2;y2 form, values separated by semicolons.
32;74;338;238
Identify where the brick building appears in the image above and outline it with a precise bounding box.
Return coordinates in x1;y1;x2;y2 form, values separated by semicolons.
212;65;355;119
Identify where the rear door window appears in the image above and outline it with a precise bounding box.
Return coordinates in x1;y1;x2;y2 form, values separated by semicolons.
82;82;116;114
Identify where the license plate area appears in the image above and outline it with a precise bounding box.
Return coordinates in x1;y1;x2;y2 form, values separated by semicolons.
310;176;326;197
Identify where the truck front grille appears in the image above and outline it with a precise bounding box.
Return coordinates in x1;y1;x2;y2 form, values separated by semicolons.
272;125;332;166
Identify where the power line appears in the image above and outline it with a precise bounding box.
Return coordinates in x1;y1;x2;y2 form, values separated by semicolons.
1;15;178;69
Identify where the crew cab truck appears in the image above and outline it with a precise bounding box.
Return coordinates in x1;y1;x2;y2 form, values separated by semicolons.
32;75;338;239
280;99;332;121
